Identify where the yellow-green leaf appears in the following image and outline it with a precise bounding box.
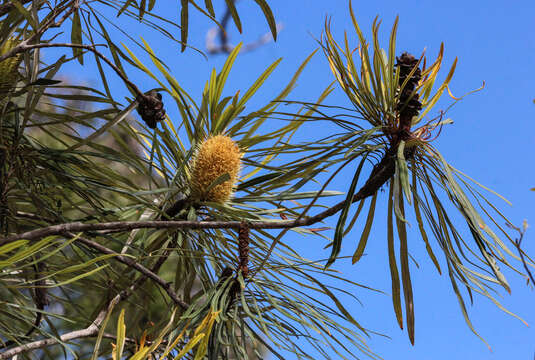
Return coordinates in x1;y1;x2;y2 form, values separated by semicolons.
115;309;126;359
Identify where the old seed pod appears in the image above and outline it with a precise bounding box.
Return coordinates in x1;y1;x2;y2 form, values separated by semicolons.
136;91;166;129
190;135;242;203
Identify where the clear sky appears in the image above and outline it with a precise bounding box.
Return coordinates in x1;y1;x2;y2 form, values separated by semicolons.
56;0;535;359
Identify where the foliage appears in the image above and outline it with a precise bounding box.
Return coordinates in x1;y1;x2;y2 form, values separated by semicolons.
0;1;531;359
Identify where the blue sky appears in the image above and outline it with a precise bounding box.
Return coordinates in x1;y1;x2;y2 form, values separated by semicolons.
55;0;535;359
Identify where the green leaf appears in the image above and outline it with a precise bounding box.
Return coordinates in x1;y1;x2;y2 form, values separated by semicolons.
90;302;116;360
71;9;83;64
204;0;215;17
180;0;189;52
67;98;138;151
412;168;442;274
396;140;411;204
0;236;58;269
253;0;277;40
237;172;283;190
204;172;231;194
236;58;282;110
418;57;457;121
327;156;367;268
343;199;366;236
117;0;134;17
224;0;242;33
49;265;110;287
0;239;28;255
396;192;415;344
352;192;378;264
216;57;283;132
28;78;62;86
11;0;37;29
213;42;242;111
174;334;205;359
388;182;403;329
447;262;491;349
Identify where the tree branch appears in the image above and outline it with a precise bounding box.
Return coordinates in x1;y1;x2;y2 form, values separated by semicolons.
71;233;188;309
0;151;398;245
0;291;119;359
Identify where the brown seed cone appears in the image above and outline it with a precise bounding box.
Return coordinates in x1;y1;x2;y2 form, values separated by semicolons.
238;222;250;278
395;52;423;135
136;91;166;129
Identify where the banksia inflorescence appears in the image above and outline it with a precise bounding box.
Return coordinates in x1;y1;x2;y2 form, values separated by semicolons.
189;135;242;203
0;39;22;100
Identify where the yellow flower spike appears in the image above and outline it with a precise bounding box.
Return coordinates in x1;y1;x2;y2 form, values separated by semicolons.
190;135;242;203
0;39;22;98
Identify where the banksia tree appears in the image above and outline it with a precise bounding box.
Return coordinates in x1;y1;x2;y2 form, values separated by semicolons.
0;1;531;360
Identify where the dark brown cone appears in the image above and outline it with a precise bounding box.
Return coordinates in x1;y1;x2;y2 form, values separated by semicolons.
396;52;422;136
355;53;423;199
238;222;250;278
136;91;166;129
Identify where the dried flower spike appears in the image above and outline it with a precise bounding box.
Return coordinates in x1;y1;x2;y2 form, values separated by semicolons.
190;135;242;203
238;222;250;278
